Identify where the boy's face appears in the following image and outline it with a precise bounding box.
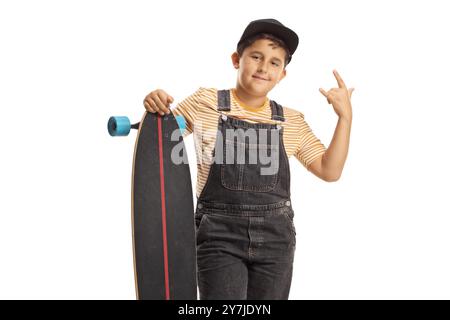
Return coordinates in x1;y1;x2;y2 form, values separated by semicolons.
232;39;287;97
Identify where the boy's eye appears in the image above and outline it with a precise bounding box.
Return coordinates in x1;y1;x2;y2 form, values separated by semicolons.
251;55;279;66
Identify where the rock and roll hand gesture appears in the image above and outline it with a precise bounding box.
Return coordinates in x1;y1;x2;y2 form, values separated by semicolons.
319;70;354;121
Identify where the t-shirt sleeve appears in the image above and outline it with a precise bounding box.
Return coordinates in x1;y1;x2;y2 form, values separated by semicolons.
171;87;204;138
294;113;327;169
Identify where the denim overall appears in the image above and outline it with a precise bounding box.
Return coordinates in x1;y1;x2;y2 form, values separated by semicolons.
195;90;296;300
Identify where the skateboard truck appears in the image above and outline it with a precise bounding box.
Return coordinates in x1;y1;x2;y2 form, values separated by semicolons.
108;114;186;137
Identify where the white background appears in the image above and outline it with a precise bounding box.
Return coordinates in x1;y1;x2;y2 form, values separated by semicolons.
1;0;449;299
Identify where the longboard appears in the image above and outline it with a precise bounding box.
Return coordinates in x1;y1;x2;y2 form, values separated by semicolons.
108;112;197;300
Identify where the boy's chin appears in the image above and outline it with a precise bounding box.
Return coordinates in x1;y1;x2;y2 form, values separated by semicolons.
241;82;272;95
247;86;272;96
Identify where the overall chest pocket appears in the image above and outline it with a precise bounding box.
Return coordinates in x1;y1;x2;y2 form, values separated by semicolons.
220;136;280;192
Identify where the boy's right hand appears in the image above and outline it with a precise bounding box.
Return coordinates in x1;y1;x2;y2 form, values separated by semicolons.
143;89;174;116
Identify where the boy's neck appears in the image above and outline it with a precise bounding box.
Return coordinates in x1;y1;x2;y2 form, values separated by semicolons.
232;87;268;111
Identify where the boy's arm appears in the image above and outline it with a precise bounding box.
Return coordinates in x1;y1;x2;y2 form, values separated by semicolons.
309;70;354;182
308;116;352;182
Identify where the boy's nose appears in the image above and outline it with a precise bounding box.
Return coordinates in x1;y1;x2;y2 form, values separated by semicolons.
257;65;268;73
257;62;271;74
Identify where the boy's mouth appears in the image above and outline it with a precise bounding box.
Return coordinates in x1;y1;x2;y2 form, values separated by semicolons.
252;75;269;81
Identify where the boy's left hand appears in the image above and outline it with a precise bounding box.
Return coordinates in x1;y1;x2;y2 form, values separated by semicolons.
319;70;354;120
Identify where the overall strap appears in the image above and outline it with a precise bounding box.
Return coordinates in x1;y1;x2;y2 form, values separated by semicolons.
217;90;231;111
270;100;285;122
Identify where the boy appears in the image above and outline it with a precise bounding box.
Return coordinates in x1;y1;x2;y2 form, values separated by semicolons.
143;18;354;300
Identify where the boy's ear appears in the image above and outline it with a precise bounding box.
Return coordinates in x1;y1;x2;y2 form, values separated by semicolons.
231;52;240;69
278;69;287;83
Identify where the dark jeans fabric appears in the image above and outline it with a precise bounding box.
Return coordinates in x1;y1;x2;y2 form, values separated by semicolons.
195;200;296;300
194;90;295;300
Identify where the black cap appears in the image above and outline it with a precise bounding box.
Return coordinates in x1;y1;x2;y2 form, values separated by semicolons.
237;18;299;63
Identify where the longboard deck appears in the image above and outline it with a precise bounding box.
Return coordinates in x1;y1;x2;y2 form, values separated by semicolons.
131;112;197;300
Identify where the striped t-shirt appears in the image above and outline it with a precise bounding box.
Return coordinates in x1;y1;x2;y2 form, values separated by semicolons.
172;87;326;198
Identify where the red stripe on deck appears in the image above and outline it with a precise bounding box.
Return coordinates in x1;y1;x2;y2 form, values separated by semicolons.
157;116;170;300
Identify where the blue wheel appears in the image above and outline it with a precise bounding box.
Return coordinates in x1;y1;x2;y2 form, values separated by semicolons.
175;115;186;135
108;116;131;136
